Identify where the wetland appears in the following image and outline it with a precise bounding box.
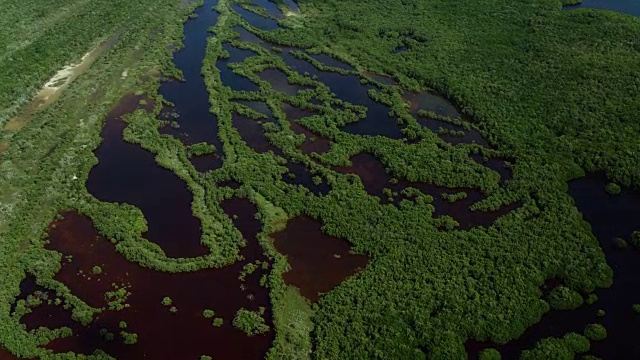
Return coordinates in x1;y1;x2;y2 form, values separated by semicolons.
1;0;639;359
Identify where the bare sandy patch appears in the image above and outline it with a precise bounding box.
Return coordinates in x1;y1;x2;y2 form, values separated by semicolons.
4;37;116;132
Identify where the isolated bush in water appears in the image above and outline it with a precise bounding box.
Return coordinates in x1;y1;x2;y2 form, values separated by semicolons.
478;348;501;360
233;308;269;336
548;286;583;310
584;323;607;341
605;182;621;195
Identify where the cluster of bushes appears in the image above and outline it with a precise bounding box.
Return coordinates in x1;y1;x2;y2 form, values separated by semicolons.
232;307;270;336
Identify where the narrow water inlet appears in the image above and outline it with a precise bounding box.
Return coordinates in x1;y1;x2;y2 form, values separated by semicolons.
88;0;226;258
405;90;461;119
281;0;300;14
87;94;208;258
418;117;489;147
467;174;640;359
562;0;640;17
233;112;280;153
218;43;259;92
250;0;284;18
283;161;330;196
309;53;354;71
159;0;222;148
271;216;369;301
19;205;272;359
232;4;280;31
334;153;516;229
258;68;311;96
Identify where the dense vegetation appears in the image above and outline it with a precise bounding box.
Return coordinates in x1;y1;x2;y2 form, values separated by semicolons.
520;332;590;359
0;0;186;124
0;0;202;358
233;308;270;336
0;0;638;359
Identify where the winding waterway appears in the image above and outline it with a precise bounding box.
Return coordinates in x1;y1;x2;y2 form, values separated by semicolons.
564;0;640;17
19;1;637;359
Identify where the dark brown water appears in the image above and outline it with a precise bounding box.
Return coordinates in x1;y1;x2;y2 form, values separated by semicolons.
12;277;69;337
279;49;404;139
405;91;461;119
467;174;640;359
563;0;640;17
281;103;330;154
335;153;516;229
232;4;279;31
190;152;225;173
234;26;266;46
22;301;74;334
218;43;259;92
281;102;315;122
233;112;279;153
283;161;330;196
88;0;229;258
21;199;272;360
157;0;224;173
233;28;467;144
470;153;512;183
0;347;19;360
309;53;353;71
365;72;397;86
271;216;369;301
418;116;489;147
87;96;208;259
258;68;310;96
290;122;330;155
236;100;273;121
159;0;222;149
